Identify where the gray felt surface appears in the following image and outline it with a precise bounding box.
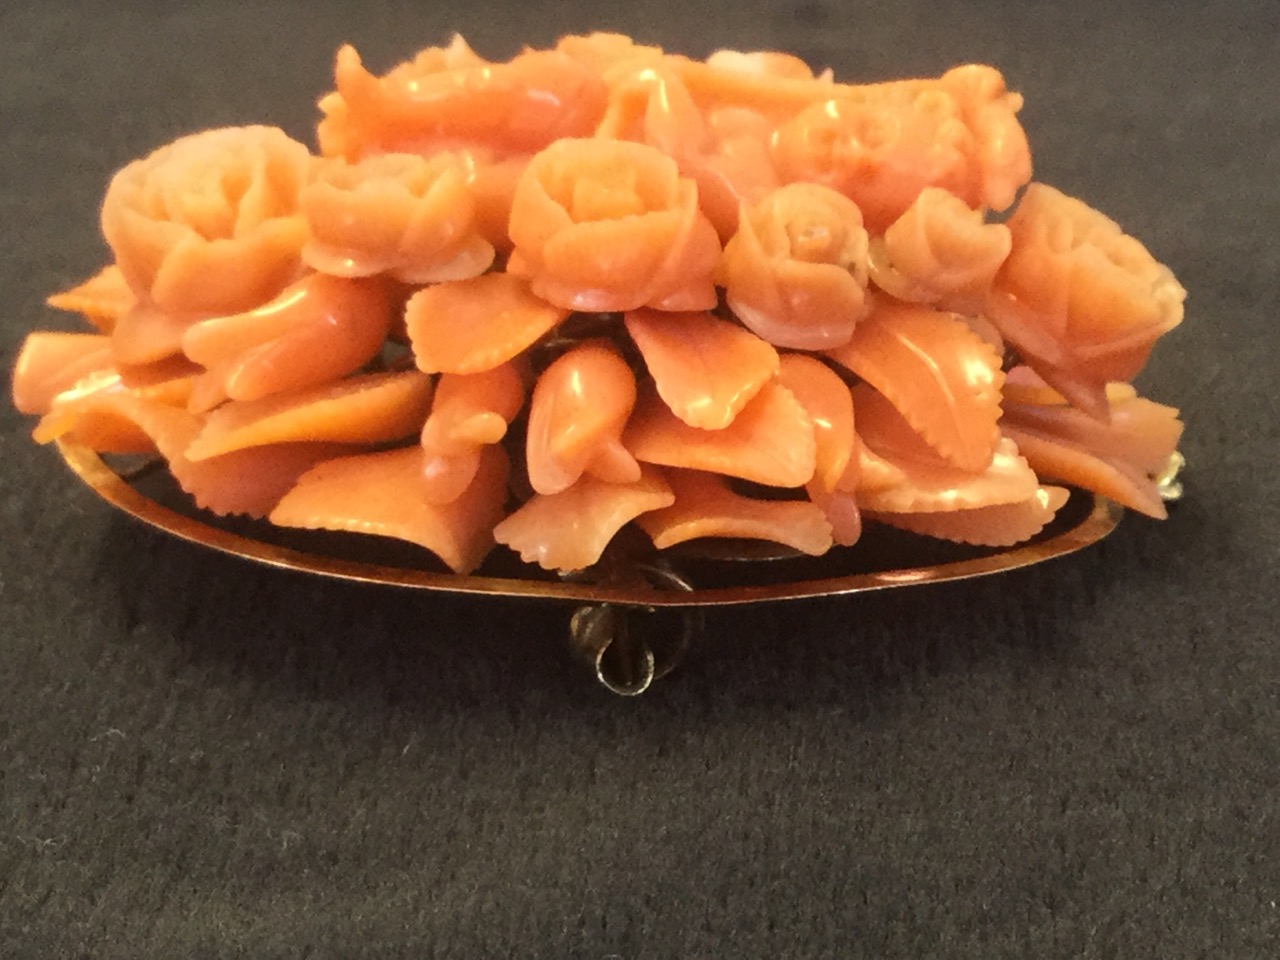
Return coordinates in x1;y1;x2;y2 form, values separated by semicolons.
2;1;1277;957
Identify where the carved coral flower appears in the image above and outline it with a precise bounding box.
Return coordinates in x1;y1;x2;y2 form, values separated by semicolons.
989;183;1186;416
301;152;494;284
771;91;979;233
719;182;870;349
507;138;721;312
869;186;1012;307
100;126;312;316
938;65;1033;213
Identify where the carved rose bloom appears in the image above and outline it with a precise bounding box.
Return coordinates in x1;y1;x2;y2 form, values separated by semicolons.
506;138;721;312
719;182;870;350
870;186;1012;306
989;183;1186;413
301;152;494;284
771;91;979;233
101;126;312;316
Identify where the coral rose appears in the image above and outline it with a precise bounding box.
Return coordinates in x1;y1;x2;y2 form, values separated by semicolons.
938;65;1032;213
989;183;1186;417
301;152;494;283
507;138;721;312
101;126;312;316
771;91;980;233
719;182;870;349
869;186;1012;307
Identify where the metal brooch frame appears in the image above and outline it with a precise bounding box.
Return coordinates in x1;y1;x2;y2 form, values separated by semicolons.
56;438;1126;694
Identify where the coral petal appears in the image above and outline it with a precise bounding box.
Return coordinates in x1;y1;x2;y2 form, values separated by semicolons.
635;470;833;556
185;371;433;461
806;485;863;546
46;265;136;333
493;465;673;572
853;384;1037;513
624;308;779;429
173;442;359;517
182;274;394;403
776;354;855;491
421;450;483;505
827;299;1003;471
525;341;639;495
1002;425;1167;519
420;361;527;504
12;332;115;415
624;380;816;488
112;303;197;365
869;485;1069;546
405;272;567;374
272;445;510;573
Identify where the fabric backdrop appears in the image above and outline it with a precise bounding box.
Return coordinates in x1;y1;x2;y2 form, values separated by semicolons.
2;1;1277;956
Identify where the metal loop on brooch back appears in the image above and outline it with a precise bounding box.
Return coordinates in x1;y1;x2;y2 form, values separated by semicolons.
567;562;703;696
1156;450;1186;502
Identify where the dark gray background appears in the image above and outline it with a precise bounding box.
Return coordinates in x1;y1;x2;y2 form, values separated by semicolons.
2;1;1277;956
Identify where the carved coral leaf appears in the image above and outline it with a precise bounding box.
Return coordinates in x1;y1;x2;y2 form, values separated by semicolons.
776;353;855;493
624;380;816;488
405;272;567;375
525;340;640;495
271;444;510;574
492;465;674;572
827;298;1003;472
852;384;1037;513
185;370;433;461
45;265;136;334
624;308;778;429
868;485;1069;546
635;469;833;556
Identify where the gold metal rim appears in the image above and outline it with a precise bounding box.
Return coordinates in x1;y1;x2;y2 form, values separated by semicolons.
57;438;1124;608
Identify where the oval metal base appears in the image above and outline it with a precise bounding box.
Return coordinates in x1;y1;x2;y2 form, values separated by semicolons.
56;439;1124;693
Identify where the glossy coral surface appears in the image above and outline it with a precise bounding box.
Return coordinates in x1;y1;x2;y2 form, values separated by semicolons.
11;33;1185;574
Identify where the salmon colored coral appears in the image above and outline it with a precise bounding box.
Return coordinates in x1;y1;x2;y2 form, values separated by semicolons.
10;34;1185;572
101;126;312;318
12;333;117;416
775;354;856;494
318;43;607;160
705;49;828;82
181;274;393;412
302;152;494;283
772;91;980;233
555;33;665;75
869;187;1012;309
492;465;674;572
720;182;870;349
989;183;1185;419
405;272;568;375
624;380;817;488
852;384;1039;514
1001;380;1183;518
420;361;527;504
827;299;1004;473
70;383;359;517
184;370;433;461
507;138;721;312
594;62;777;238
30;360;195;455
936;65;1032;213
525;341;640;495
623;309;779;430
45;266;136;334
272;444;510;574
868;485;1069;547
635;469;834;556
